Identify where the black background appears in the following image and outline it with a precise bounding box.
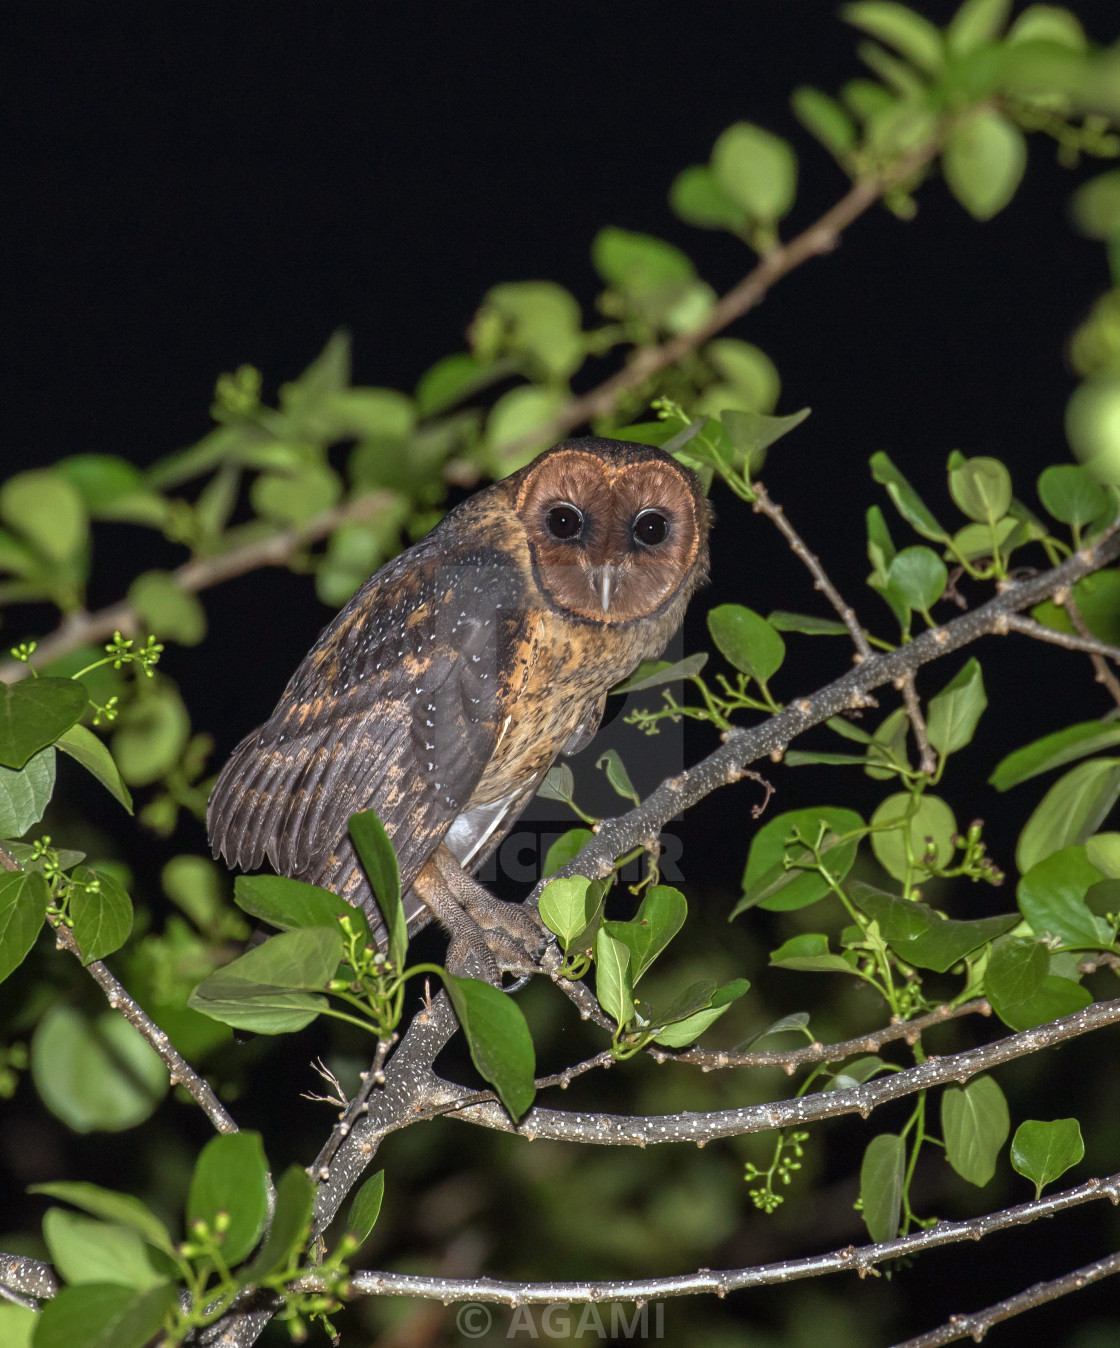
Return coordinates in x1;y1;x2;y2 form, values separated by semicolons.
5;2;1120;1343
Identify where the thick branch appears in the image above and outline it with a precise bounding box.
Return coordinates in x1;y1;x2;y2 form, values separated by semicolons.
893;1249;1120;1348
299;1172;1120;1305
443;997;1120;1145
0;1252;58;1303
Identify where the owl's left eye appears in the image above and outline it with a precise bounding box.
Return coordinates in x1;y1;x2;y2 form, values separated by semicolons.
633;509;669;546
546;504;584;540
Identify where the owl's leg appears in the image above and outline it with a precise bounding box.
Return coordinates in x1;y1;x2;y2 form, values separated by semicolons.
411;845;546;984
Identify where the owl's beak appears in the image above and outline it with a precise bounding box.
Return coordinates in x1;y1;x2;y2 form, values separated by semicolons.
598;567;613;614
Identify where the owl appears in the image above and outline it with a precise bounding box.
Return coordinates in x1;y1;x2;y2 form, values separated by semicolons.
207;436;710;981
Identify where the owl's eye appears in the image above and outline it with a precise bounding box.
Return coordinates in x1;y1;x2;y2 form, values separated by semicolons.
546;504;584;540
633;509;669;546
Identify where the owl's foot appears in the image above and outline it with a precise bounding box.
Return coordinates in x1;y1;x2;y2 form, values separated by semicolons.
413;846;548;985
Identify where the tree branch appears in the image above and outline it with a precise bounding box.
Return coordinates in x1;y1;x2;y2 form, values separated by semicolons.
1064;594;1120;709
1004;612;1120;663
892;1249;1120;1348
443;997;1120;1146
291;1172;1120;1306
0;1252;59;1303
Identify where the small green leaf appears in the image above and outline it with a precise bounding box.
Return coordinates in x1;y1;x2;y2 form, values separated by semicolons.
941;1075;1009;1187
1085;832;1120;878
785;750;869;767
848;883;935;941
1016;758;1120;873
1007;5;1087;50
870;453;950;542
542;828;594;878
1070;171;1120;243
984;936;1049;1022
0;747;56;839
993;973;1092;1032
233;874;371;944
349;809;406;970
860;1132;906;1242
1011;1117;1084;1197
70;866;134;964
483;281;583;379
707;604;785;684
345;1170;386;1248
536;763;575;804
949;456;1012;523
926;658;987;756
736;807;864;915
946;0;1011;55
651;978;749;1047
611;653;708;694
719;407;810;474
706;340;782;414
843;2;944;71
828;1055;891;1091
55;725;132;813
443;973;536;1121
110;683;190;787
889;912;1018;971
128;571;207;646
602;886;687;984
593;927;635;1027
31;1005;167;1132
870;793;957;881
0;869;47;985
791;86;857;159
991;721;1120;791
592;227;694;293
943;110;1027;221
238;1165;315;1282
768;611;851;637
187;926;342;1033
596;749;640;806
188;1131;270;1265
886;546;947;614
1038;464;1110;529
0;470;88;563
769;933;857;973
669;164;746;231
1018;846;1110;947
29;1182;174;1254
250;462;342;526
539;876;597;949
484;386;565;471
0;678;88;770
43;1209;164;1290
711;122;798;224
33;1282;177;1348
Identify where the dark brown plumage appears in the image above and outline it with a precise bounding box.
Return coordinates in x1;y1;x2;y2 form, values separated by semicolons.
207;436;710;979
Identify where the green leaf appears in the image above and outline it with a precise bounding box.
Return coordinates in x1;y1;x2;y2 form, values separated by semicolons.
785;750;869;767
707;604;785;684
870;792;957;881
943;111;1027;220
238;1164;315;1283
70;866;134;964
1038;464;1110;529
993;973;1092;1032
250;462;342;526
1086;877;1120;916
866;707;911;779
828;1055;891;1091
706;340;782;414
0;678;88;770
651;978;749;1047
889;912;1018;971
128;571;207;646
602;886;687;984
593;927;635;1027
941;1075;1009;1187
984;936;1049;1022
443;973;536;1121
349;809;406;970
611;653;708;694
735;807;864;914
1011;1117;1084;1196
859;1132;906;1242
848;883;935;941
591;750;636;806
710;122;798;224
951;517;1021;562
0;469;88;563
1017;846;1110;947
33;1282;177;1348
233;874;371;945
1007;5;1087;51
542;828;595;878
0;869;47;985
768;611;851;637
188;1131;270;1265
187;926;342;1033
886;546;947;614
110;684;190;787
719;407;810;472
926;658;987;756
770;933;857;974
31;1005;167;1132
949;456;1012;522
1070;171;1120;243
870;453;950;542
539;876;598;949
484;386;565;472
415;353;488;417
43;1209;164;1290
345;1170;386;1248
843;3;944;72
535;763;575;805
592;227;694;293
29;1182;174;1254
991;721;1120;791
791;86;857;160
668;165;746;231
946;0;1011;55
55;725;132;813
1016;758;1120;873
1085;832;1120;878
0;1304;34;1348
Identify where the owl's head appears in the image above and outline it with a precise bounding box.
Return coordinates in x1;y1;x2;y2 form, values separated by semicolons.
513;437;711;623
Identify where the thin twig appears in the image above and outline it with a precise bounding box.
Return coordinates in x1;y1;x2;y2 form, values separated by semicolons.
312;1036;397;1177
1003;612;1120;663
0;490;395;683
535;1050;616;1091
1063;595;1120;708
752;482;873;661
292;1172;1120;1305
899;672;937;775
892;1249;1120;1348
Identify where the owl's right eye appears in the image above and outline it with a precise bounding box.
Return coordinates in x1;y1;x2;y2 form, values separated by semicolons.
546;504;584;540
